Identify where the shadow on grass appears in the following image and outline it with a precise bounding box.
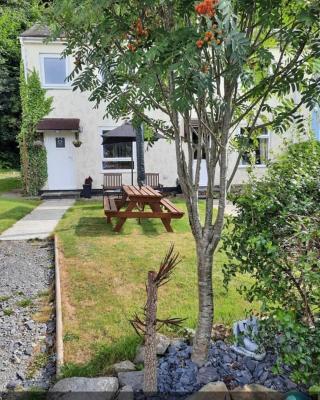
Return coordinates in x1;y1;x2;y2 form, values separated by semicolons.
74;217;168;237
61;335;141;378
75;204;104;211
140;218;162;235
74;217;114;237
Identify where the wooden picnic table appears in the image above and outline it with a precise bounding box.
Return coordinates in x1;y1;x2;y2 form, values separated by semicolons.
104;185;184;232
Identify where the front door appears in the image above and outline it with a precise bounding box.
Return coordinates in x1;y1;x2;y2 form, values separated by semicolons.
192;160;208;187
44;132;76;190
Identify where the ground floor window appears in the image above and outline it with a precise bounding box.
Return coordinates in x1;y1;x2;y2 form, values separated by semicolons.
239;128;269;166
102;132;133;170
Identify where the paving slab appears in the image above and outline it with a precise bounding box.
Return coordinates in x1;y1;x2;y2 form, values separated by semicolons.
0;199;74;241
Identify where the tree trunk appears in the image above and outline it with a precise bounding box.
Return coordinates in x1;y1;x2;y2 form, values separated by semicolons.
143;271;158;393
20;134;30;195
191;241;214;365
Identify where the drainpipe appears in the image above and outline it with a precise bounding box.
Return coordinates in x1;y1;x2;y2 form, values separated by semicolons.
136;124;145;187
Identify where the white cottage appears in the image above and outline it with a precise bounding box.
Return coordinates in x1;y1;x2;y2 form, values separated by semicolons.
19;25;311;194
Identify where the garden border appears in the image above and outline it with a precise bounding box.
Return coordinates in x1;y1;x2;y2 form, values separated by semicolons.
54;234;64;375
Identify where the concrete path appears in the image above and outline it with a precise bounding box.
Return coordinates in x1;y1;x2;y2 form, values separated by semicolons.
212;200;238;216
0;199;74;241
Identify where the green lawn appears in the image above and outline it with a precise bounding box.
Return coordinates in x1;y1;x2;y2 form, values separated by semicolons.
56;199;258;377
0;169;40;234
0;169;21;193
0;197;40;234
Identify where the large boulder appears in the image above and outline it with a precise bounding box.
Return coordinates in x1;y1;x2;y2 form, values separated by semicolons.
231;384;284;400
156;333;171;355
115;385;134;400
134;334;171;364
133;346;145;364
113;360;136;373
118;371;144;392
48;377;119;400
187;381;231;400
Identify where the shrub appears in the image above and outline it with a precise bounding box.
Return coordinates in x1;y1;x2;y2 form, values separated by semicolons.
18;66;52;196
223;140;320;386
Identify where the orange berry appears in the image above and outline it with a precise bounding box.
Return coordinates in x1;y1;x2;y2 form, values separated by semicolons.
196;39;204;48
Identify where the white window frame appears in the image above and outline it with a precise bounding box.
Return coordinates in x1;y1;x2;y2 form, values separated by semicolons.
100;127;135;173
40;53;71;89
239;128;270;168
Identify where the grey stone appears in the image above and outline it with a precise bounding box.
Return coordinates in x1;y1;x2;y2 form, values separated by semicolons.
216;340;228;351
223;354;233;364
24;347;33;356
156;334;171;355
170;338;186;349
259;371;269;384
6;381;18;390
47;321;55;334
237;370;252;385
197;366;219;384
231;384;283;400
50;377;119;400
25;320;35;330
16;372;25;381
243;338;259;353
116;385;134;400
243;357;257;373
113;360;136;373
45;335;54;347
11;354;21;364
133;345;145;364
283;377;297;390
187;381;231;400
118;371;144;392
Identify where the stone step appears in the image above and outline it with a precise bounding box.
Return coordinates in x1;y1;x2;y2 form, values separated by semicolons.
41;191;81;200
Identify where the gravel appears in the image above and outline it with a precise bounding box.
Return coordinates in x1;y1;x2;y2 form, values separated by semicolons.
157;340;301;394
0;240;56;391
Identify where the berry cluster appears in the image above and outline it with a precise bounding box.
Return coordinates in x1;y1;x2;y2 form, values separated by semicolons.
196;29;222;48
136;18;148;37
195;0;219;18
127;18;149;52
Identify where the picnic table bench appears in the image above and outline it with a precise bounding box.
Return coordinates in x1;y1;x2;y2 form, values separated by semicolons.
104;185;184;232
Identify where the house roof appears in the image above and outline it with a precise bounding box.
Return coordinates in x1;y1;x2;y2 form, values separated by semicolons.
20;24;51;38
37;118;80;131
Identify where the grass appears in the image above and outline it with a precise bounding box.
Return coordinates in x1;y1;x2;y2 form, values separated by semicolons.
0;169;21;193
17;298;33;308
27;353;49;379
0;169;40;234
0;197;40;234
56;199;258;377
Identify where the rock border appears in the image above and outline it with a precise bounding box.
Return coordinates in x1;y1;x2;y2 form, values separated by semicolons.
54;235;64;375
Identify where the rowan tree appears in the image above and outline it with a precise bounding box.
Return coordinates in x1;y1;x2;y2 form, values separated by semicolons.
48;0;320;364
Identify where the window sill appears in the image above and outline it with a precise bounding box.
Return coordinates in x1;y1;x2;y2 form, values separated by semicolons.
101;170;136;173
238;164;267;169
42;85;73;90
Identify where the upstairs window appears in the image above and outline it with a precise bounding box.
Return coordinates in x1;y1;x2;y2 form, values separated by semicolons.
239;128;269;166
312;107;320;141
40;54;69;87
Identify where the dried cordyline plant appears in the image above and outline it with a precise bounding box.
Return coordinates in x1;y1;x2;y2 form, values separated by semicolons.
130;244;185;394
